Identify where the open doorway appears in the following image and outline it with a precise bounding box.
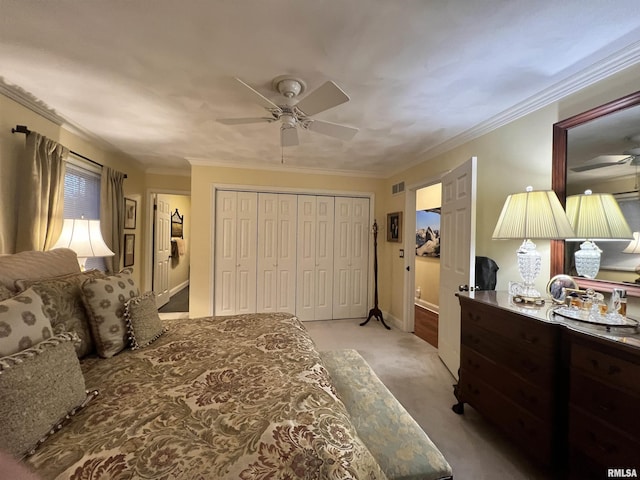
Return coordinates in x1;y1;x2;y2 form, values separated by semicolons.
145;190;191;313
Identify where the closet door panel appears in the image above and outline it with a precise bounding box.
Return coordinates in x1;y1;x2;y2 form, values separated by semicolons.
350;198;370;317
296;196;317;321
277;195;297;313
215;191;238;316
257;193;278;312
315;196;334;320
236;192;257;314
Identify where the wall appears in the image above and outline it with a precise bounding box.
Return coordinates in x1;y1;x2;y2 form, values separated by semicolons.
415;183;441;308
1;94;147;288
189;165;383;317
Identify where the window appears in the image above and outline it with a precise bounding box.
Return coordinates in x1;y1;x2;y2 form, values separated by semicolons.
63;155;105;270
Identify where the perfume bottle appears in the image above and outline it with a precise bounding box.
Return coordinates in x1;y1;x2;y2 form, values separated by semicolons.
612;288;627;317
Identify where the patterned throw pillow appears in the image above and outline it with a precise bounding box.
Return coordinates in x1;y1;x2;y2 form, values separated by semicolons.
16;270;106;358
0;284;13;302
0;287;53;357
81;269;140;358
0;333;98;458
124;292;167;349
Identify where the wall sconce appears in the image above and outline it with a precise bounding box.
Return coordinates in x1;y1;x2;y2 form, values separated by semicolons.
566;190;632;279
492;186;575;301
51;218;115;270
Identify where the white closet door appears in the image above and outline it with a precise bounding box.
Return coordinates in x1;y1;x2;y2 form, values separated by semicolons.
214;191;257;315
296;196;317;321
276;194;297;313
315;196;335;320
296;196;334;321
257;193;297;313
333;197;369;319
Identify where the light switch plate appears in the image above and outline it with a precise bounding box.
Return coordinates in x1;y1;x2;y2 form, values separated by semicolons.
399;249;404;258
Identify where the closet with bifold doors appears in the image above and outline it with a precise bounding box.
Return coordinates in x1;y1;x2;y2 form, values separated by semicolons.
213;189;370;320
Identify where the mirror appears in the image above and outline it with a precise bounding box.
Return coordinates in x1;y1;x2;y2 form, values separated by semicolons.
552;89;640;295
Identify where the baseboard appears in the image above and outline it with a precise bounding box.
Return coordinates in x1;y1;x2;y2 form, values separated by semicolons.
170;280;189;297
415;299;439;313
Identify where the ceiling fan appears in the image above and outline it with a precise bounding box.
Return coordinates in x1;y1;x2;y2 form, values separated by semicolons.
217;75;358;147
570;153;640;172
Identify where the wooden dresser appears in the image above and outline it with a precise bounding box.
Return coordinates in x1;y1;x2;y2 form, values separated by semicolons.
455;291;640;477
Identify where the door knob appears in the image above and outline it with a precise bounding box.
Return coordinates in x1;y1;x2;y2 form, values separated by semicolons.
406;266;410;271
458;285;470;292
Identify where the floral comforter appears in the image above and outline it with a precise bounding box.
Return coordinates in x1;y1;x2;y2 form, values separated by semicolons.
25;313;387;479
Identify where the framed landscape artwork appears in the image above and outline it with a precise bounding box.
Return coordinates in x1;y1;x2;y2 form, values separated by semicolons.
124;198;137;229
416;208;441;257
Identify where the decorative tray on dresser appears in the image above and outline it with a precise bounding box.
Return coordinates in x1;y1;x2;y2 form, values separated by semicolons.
455;291;640;479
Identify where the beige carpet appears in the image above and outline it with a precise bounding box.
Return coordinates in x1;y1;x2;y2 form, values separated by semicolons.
305;318;555;480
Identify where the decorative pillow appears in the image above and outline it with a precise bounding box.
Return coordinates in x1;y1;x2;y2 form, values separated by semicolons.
81;269;140;358
0;248;80;293
16;270;107;358
0;333;99;458
0;287;53;357
124;292;167;349
0;284;13;302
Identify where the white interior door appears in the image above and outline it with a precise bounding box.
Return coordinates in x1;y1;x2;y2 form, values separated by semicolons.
438;157;477;379
315;196;335;320
153;194;171;308
296;196;317;321
276;194;297;313
235;192;258;314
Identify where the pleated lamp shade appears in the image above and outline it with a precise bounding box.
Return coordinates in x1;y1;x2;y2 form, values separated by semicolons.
623;232;640;254
51;218;114;269
492;188;575;240
566;190;632;240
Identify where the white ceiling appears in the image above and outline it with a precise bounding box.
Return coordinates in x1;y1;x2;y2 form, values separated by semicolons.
1;1;640;177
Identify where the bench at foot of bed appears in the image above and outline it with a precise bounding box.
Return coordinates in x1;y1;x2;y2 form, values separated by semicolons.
321;349;453;480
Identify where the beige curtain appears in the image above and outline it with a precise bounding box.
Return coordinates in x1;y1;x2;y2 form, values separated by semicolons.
15;133;68;252
100;167;125;274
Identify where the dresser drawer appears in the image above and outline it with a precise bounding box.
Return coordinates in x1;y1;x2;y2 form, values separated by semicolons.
461;301;556;353
570;406;640;469
572;343;640;395
458;370;555;466
461;346;553;420
570;370;640;439
462;323;555;388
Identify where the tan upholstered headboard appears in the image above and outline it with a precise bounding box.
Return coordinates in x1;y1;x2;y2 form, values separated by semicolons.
0;249;80;291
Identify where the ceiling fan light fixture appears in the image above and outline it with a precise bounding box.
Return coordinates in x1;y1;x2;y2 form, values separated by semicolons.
273;76;306;98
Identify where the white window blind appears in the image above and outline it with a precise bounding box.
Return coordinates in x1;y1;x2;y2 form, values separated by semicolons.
63;156;105;270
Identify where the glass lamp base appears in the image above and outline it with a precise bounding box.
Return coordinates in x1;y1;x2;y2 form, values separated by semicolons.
515;239;542;298
574;240;601;279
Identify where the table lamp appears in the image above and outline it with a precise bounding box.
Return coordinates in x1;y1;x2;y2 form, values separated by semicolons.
492;186;575;301
51;218;115;270
566;190;632;279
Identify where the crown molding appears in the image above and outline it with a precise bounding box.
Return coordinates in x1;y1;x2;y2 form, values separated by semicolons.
388;40;640;178
187;156;386;178
144;166;192;177
0;78;65;126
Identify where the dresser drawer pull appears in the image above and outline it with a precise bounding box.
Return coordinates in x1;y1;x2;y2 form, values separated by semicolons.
520;332;539;344
465;358;480;370
588;430;617;454
466;383;480;395
519;358;539;373
587;357;622;376
517;388;538;405
466;334;481;346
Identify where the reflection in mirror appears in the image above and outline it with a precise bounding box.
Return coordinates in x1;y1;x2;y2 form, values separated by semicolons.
566;104;640;282
552;90;640;295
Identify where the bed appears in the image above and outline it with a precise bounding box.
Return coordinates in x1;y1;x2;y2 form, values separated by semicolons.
0;249;451;480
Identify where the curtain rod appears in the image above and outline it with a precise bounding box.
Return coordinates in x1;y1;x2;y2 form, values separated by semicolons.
11;125;127;179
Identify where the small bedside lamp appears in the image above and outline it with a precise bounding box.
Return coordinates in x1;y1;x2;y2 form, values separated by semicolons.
492;186;575;300
566;190;632;279
51;218;115;270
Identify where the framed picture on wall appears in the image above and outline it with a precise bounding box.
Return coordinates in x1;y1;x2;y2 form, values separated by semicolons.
416;208;441;257
124;198;137;229
387;212;402;242
124;234;135;267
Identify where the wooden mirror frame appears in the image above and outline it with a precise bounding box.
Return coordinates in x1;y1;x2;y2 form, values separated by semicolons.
551;89;640;295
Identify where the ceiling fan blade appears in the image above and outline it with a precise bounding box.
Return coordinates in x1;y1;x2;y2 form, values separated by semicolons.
281;127;299;147
570;162;625;172
295;81;350;116
307;119;359;141
217;117;274;125
234;77;281;112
